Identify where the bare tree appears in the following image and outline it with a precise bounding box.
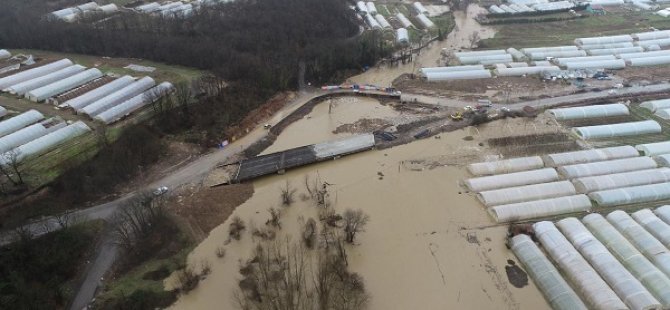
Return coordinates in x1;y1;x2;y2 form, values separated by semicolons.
0;149;25;186
468;31;480;49
111;194;167;252
229;216;246;241
265;207;281;228
342;209;370;244
280;180;297;206
302;217;317;249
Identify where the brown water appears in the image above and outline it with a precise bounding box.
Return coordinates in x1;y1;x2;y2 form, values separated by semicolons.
349;4;496;87
168;102;552;309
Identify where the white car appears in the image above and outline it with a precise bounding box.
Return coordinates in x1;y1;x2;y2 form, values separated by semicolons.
153;186;168;196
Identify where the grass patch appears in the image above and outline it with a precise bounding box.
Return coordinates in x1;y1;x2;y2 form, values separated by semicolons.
480;11;670;48
377;4;391;17
429;13;455;38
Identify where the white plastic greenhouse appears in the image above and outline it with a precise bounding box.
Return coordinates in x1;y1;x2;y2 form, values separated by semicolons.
547;103;629;120
489;195;591;223
558;156;657;179
467;155;544;176
586;47;644;56
424;70;492;81
0;107;6;118
590;182;670;206
420;65;485;74
608;210;670;278
655;108;670;119
136;2;161;13
528;50;587;61
618;51;670;60
521;46;578;54
641;98;670;112
494;66;560;77
374;14;391;29
365;15;381;29
533;221;627;310
579;42;635;50
656;206;670;224
64;76;135;110
1;121;91;164
0;122;66;154
356;1;368;14
543;145;639;167
95;82;174;124
366;2;377;15
457;54;513;65
415;14;435;29
477;181;576;206
80;77;155;116
633;209;670;249
396;13;413;28
627;56;670;67
557;217;661;310
554;55;617;66
632;30;670;41
5;65;85;95
413;2;429;14
396;28;409;44
656;154;670;167
573;168;670;193
510;234;588;310
575;35;634;46
564;59;626;70
635;39;670;48
572;120;661;140
454;50;507;57
463;168;559;192
26;68;103;102
0;110;44;138
98;4;119;14
0;50;10;60
507;62;529;67
584;213;670;308
637;141;670;156
0;59;73;90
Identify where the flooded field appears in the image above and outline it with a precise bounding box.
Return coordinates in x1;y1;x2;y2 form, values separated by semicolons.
169;98;559;309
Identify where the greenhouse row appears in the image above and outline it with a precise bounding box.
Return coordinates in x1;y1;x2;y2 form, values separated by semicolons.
356;2;433;30
466;142;670;222
0;109;91;165
49;2;119;22
516;210;670;310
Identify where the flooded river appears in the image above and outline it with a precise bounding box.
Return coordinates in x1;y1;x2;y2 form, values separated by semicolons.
169;96;551;310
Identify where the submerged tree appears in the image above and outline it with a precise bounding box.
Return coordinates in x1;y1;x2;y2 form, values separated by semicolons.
342;209;370;244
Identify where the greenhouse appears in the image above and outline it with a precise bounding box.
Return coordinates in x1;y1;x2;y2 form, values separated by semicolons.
26;68;103;102
424;70;492;81
543;145;639;167
506;48;527;61
636;141;670;156
510;234;587;310
627;56;670;67
80;77;155;116
656;206;670;225
396;13;413;28
0;107;6;118
656;154;670;167
4;65;85;95
420;65;485;74
0;59;73;90
553;55;616;66
589;182;670;206
558;156;657;179
463;168;559;192
413;1;428;14
520;46;578;54
494;66;560;77
572;120;661;140
633;30;670;41
572;168;670;193
655;108;670;119
557;217;661;310
632;209;670;249
533;221;627;310
456;54;512;65
95;82;174;124
586;47;644;56
454;50;507;57
564;59;626;70
641;98;670;112
415;14;434;29
477;181;576;206
584;213;670;308
528;50;587;61
64;76;136;110
608;210;670;278
0;110;44;138
0;122;65;154
618;51;670;61
575;35;634;46
1;121;91;164
488;195;591;223
467;155;544;176
0;50;10;60
579;42;634;50
366;2;376;15
374;14;391;29
547;103;629;120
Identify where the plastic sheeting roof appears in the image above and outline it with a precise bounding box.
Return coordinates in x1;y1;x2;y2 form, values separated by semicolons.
26;68;103;102
0;122;66;154
548;103;629;120
543;145;639;167
64;76;135;110
636;141;670;156
463;168;559;192
0;59;73;90
572;120;661;140
467;155;544;176
95;82;173;124
80;76;155;116
1;121;90;164
489;195;591;223
573;168;670;193
589;182;670;206
0;110;44;138
477;180;576;206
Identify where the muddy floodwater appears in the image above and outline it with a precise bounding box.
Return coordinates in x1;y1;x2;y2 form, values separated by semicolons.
349;4;496;87
168;96;553;309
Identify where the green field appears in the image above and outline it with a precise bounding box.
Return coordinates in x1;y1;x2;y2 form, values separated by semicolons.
480;11;670;48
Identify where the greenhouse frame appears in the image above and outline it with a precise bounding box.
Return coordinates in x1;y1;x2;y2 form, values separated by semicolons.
510;234;587;310
557;217;661;310
584;213;670;308
533;221;627;310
